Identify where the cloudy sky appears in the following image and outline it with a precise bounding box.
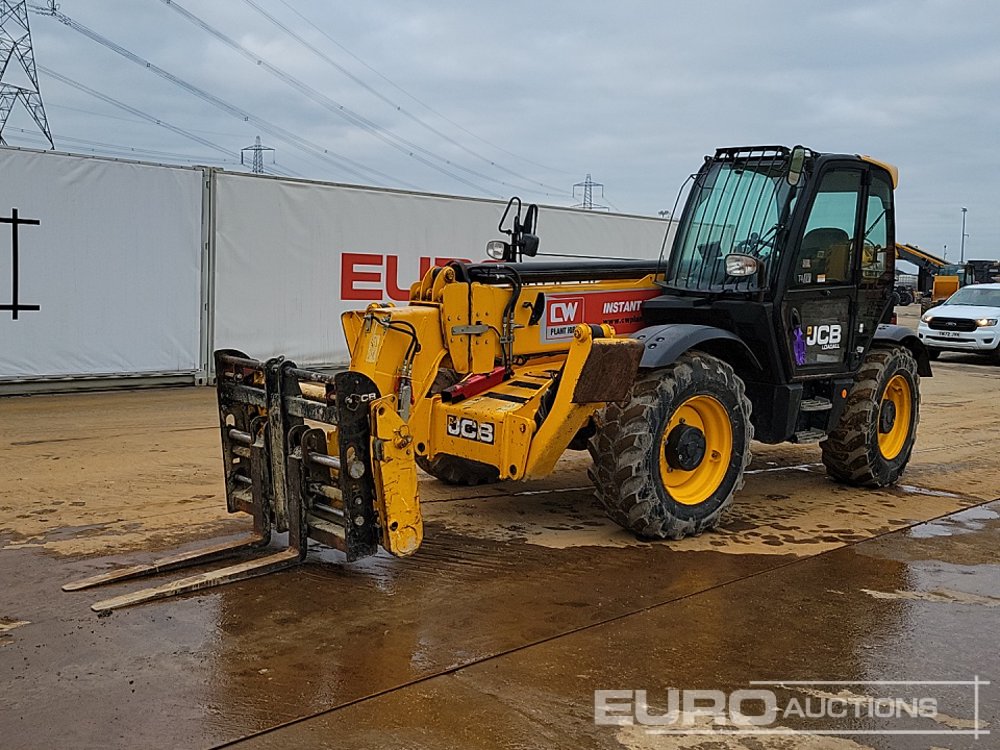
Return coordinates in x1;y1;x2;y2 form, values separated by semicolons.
5;0;999;261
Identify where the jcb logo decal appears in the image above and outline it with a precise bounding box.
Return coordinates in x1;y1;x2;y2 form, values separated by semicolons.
806;324;843;350
446;416;495;444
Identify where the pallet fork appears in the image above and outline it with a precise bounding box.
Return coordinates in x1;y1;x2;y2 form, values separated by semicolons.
63;350;382;612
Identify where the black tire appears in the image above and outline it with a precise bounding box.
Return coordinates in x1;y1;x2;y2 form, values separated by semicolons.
587;352;752;540
821;346;920;487
415;368;501;486
416;453;500;485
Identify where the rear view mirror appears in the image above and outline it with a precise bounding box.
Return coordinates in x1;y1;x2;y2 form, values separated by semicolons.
494;196;541;261
787;145;806;187
522;204;537;235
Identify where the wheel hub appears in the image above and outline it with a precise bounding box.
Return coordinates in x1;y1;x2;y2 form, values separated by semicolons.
878;399;897;434
664;423;707;471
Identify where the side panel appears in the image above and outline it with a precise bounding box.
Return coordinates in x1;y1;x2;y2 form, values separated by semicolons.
0;148;203;380
212;172;671;365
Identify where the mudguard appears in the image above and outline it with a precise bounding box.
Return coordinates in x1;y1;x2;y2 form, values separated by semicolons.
873;324;933;377
632;323;762;371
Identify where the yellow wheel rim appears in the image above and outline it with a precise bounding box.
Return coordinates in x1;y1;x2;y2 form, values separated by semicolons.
657;394;733;506
877;374;912;460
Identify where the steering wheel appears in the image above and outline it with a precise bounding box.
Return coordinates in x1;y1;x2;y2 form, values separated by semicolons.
735;232;775;258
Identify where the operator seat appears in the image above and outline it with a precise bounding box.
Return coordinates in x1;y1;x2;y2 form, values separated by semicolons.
800;227;852;283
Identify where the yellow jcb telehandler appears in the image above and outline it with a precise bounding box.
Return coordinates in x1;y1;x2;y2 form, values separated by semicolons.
66;145;931;612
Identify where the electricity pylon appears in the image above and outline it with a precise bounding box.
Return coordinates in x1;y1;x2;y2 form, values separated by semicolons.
0;0;53;147
241;135;274;174
572;173;608;211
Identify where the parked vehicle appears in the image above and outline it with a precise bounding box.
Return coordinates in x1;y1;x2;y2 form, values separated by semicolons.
918;283;1000;360
893;284;915;306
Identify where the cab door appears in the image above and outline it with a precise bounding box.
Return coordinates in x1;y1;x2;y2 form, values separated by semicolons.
780;165;863;378
854;169;896;353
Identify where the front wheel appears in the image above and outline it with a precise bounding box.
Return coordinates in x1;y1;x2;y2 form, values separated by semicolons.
588;352;752;540
821;346;920;486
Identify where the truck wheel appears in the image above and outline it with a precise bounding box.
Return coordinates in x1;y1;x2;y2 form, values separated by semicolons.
821;346;919;487
587;352;752;539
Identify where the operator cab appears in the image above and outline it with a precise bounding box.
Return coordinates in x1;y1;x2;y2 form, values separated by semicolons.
649;145;898;383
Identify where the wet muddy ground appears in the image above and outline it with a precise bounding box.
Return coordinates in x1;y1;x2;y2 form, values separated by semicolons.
2;329;999;747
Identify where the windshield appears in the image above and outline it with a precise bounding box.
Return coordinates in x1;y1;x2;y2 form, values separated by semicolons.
944;287;1000;307
663;149;794;292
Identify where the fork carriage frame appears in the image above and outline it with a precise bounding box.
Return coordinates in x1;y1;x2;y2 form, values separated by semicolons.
63;350;382;612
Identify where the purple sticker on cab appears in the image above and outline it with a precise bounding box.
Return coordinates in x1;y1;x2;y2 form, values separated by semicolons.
793;326;807;366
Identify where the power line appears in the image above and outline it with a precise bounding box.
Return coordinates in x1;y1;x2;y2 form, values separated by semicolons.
160;0;575;198
30;5;418;189
0;0;52;147
236;0;571;197
39;64;238;161
159;0;504;197
273;0;575;177
49;100;155;125
267;161;306;179
9;126;239;163
39;67;308;179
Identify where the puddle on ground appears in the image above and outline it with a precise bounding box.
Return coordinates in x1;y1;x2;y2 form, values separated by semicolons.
861;587;1000;607
426;478;981;557
616;723;875;749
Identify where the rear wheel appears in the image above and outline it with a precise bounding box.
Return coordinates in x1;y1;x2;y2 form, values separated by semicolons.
588;352;752;539
821;347;919;486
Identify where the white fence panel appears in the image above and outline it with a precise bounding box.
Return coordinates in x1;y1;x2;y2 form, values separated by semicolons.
0;148;204;380
213;173;671;365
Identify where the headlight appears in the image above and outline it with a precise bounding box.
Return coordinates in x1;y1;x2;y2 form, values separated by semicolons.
920;313;933;323
976;318;998;327
485;240;507;260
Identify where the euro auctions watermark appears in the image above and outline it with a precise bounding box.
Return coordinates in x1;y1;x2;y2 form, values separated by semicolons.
595;678;990;738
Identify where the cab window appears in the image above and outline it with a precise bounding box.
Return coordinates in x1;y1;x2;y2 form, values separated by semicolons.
792;169;861;286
